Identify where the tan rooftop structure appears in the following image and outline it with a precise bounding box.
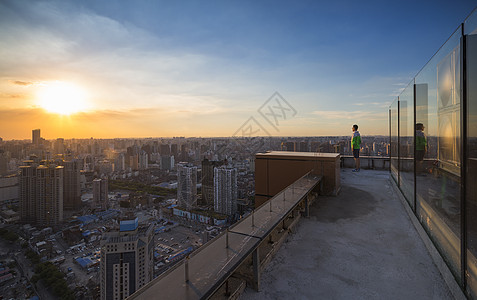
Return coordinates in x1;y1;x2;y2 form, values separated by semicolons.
255;151;340;208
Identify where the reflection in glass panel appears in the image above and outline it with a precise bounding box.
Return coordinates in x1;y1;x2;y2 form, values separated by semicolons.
399;83;414;207
415;28;462;280
465;7;477;35
466;32;477;298
390;100;399;183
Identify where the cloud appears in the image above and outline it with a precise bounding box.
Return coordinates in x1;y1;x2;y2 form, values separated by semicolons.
310;110;387;121
353;101;392;108
0;93;24;99
8;80;35;86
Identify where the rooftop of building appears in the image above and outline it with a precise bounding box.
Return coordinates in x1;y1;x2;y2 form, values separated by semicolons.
241;169;453;299
256;151;340;160
101;223;153;244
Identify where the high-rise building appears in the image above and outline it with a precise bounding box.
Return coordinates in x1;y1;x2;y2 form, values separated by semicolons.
54;138;65;154
62;160;81;210
202;159;225;206
171;144;178;158
160;144;170;156
20;164;64;226
177;163;197;210
213;166;237;216
93;178;109;210
100;219;154;300
0;150;8;175
114;153;126;172
32;129;41;146
129;154;139;170
180;144;188;161
138;151;148;170
160;155;174;171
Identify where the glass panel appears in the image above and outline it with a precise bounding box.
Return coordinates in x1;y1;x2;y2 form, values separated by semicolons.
390;99;399;183
465;12;477;297
399;82;415;207
465;8;477;35
415;27;462;281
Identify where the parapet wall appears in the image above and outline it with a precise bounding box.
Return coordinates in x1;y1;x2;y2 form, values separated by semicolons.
341;155;390;170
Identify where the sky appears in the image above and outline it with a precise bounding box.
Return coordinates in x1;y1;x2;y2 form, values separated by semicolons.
0;0;476;140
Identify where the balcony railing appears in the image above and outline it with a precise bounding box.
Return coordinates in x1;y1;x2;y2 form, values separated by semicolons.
128;172;322;299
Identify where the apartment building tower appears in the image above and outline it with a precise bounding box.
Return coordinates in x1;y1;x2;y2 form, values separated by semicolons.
177;162;197;210
213;166;237;216
93;178;109;210
19;164;64;226
100;219;154;300
62;160;81;210
32;129;41;146
202;158;225;206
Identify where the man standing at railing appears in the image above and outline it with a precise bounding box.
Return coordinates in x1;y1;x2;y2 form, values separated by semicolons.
351;124;361;172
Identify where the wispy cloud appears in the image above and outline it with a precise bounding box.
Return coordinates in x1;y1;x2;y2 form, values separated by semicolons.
353;101;392;108
8;80;35;86
310;110;387;121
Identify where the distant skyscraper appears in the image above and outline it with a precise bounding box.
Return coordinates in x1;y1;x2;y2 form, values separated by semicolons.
213;166;237;216
160;155;174;171
180;144;188;161
160;144;170;156
138;151;148;170
202;159;225;206
129;154;139;170
177;163;197;210
171;144;178;158
114;153;126;172
93;178;109;210
20;164;64;226
54;138;65;154
100;219;154;300
32;129;41;146
0;150;8;175
62;160;81;210
93;142;101;156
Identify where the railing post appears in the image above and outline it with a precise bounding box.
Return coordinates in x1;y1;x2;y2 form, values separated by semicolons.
252;210;255;227
225;279;230;296
252;248;260;291
269;201;272;212
185;256;189;283
305;193;309;217
226;228;229;249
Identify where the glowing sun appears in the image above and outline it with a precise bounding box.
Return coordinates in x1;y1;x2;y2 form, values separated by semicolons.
37;81;89;115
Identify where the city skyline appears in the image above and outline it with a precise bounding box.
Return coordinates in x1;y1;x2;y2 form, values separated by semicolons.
1;1;475;139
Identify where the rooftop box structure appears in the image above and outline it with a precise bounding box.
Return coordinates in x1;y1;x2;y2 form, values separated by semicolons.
255;151;340;208
120;217;138;232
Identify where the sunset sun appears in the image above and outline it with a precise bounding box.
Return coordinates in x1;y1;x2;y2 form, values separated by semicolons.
37;81;89;115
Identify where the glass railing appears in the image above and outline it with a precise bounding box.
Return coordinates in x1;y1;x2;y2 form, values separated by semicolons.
389;7;477;297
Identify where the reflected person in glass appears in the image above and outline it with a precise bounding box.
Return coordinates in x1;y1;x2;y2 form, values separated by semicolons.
416;123;427;175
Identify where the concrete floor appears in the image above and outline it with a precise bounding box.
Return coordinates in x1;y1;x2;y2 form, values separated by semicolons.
241;169;453;300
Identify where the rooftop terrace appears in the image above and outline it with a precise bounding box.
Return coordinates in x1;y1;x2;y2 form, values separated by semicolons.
241;169;455;299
